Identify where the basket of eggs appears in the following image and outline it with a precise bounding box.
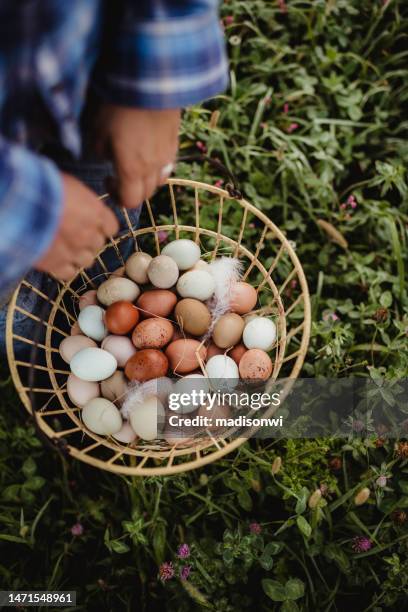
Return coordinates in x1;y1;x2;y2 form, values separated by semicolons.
6;164;311;475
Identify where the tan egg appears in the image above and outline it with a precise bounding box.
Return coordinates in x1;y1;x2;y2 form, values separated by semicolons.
175;298;211;336
101;370;128;404
125;251;153;284
230;282;258;315
101;335;137;368
212;313;245;349
239;349;273;381
165;339;207;374
136;289;177;318
147;255;179;289
112;266;126;277
59;335;97;363
78;289;98;311
70;321;82;336
97;277;140;306
112;421;138;444
125;349;169;382
66;374;99;408
229;343;247;365
132;319;173;349
206;342;224;359
198;402;231;432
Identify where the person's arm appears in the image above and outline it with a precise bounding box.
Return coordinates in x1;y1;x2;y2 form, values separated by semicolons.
92;0;228;207
0;137;119;294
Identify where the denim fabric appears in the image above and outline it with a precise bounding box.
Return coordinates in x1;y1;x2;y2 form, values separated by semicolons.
0;159;141;359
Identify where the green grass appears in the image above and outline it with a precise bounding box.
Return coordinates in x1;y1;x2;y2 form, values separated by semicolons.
1;1;408;610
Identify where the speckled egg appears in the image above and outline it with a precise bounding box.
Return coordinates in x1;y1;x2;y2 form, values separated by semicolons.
132;318;174;349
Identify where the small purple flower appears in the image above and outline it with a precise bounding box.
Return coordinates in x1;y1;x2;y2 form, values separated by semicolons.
352;536;372;553
71;522;84;537
249;522;262;534
159;562;175;582
352;419;365;433
157;230;168;244
177;543;190;559
347;194;357;209
376;475;387;488
196;140;207;153
224;15;234;25
283;102;289;114
323;312;339;322
180;565;192;581
287;122;299;133
215;179;224;188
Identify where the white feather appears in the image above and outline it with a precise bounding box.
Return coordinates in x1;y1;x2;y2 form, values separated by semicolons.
205;257;242;337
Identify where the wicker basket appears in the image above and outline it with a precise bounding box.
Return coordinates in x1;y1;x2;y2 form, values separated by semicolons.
6;175;311;475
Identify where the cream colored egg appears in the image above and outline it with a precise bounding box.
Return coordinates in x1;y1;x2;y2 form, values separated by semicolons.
243;317;277;351
177;270;216;301
70;347;117;382
59;335;97;363
77;305;107;341
112;421;138;444
125;251;153;284
66;374;99;407
82;398;122;435
100;370;128;403
191;260;209;272
162;239;201;271
97;277;140;306
101;335;137;368
129;396;166;441
147;255;179;289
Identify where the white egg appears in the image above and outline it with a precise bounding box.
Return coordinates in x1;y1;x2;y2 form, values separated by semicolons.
70;347;117;382
112;421;138;444
243;316;277;351
59;335;97;363
129;396;166;441
66;374;99;407
82;398;122;435
162;239;201;271
205;355;239;390
101;335;137;368
171;374;210;414
77;305;107;341
147;255;179;288
177;270;216;301
125;251;152;284
97;277;140;306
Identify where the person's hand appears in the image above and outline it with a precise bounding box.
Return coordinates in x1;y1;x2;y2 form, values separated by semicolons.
35;173;119;280
95;106;181;208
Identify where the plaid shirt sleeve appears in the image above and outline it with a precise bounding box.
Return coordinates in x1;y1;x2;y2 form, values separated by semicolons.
0;138;63;297
94;0;228;109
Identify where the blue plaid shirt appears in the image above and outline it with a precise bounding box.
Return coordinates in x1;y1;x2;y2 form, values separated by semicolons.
0;0;228;297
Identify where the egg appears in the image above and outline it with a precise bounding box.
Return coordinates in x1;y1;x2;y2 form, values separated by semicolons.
101;370;128;404
175;299;211;336
177;270;215;301
206;342;224;359
59;335;97;363
191;260;209;272
165;339;207;374
243;316;277;351
139;377;173;405
105;300;140;335
66;374;99;407
77;305;107;341
239;349;273;380
198;401;231;432
112;421;138;444
172;374;211;414
230;282;258;315
161;239;201;270
212;313;244;349
82;398;122;435
125;349;169;382
78;289;98;311
125;251;152;284
70;321;81;336
205;355;239;389
164;426;194;447
101;335;137;368
97;277;140;306
136;289;177;318
112;266;126;277
147;255;179;288
132;318;173;349
70;347;117;382
129;396;166;440
229;343;247;365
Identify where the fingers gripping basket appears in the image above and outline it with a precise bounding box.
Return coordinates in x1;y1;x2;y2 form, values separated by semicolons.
6;175;311;476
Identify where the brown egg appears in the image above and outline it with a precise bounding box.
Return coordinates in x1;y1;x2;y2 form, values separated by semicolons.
171;327;192;342
78;289;98;311
136;289;177;318
175;298;211;336
105;301;140;335
101;370;128;404
230;282;258;315
198;402;231;432
212;313;245;349
132;318;174;349
239;349;273;380
206;342;224;359
165;339;207;374
125;349;169;382
229;343;247;365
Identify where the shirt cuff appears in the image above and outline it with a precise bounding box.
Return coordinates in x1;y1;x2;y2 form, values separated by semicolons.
0;141;63;297
93;8;229;109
